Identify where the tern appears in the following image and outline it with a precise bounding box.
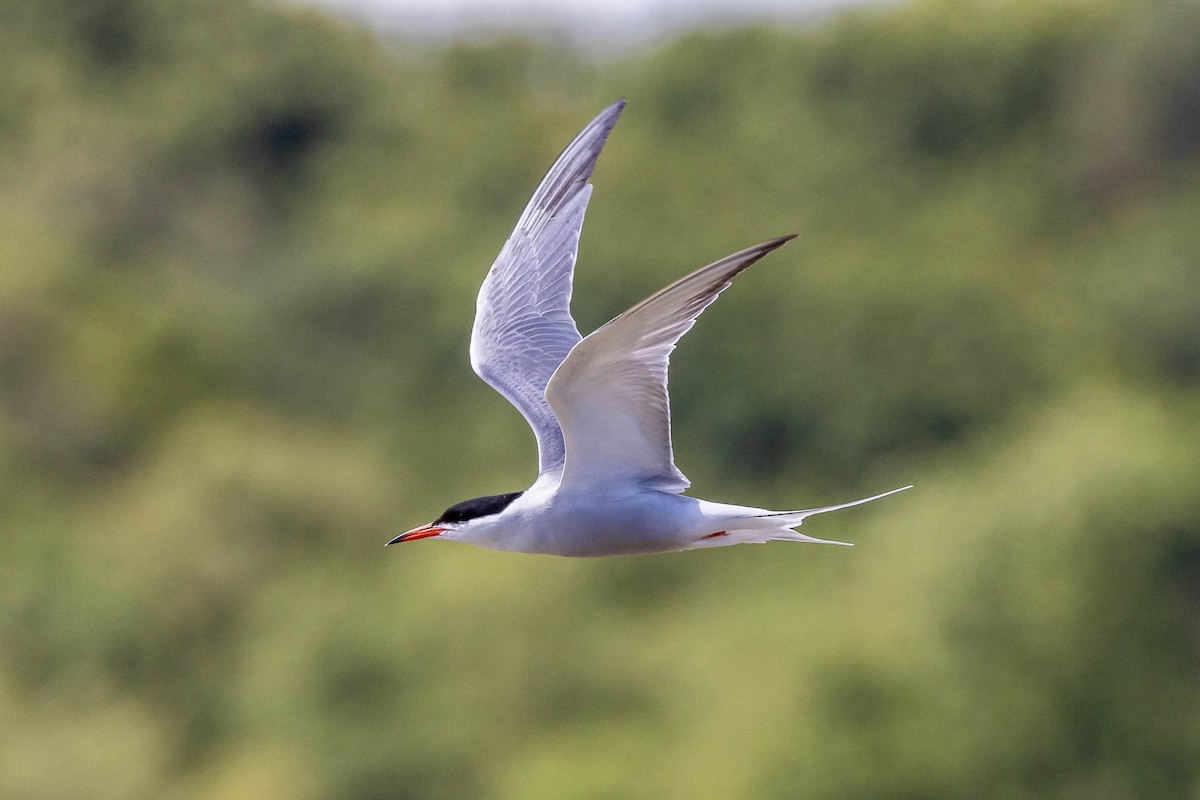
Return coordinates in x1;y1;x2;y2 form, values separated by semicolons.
389;99;909;556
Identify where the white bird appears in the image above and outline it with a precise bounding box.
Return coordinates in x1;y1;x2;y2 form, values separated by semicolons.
389;99;909;556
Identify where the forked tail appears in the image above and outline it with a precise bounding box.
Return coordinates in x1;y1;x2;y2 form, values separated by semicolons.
756;485;913;526
690;485;912;549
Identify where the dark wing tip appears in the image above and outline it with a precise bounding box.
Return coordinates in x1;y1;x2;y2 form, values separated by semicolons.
515;99;627;235
730;233;799;267
586;98;626;150
738;234;798;264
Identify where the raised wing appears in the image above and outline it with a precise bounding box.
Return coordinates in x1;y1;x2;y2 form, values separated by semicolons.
546;236;796;493
470;99;625;475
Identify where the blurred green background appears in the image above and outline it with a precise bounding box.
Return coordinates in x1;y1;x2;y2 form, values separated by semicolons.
3;0;1200;797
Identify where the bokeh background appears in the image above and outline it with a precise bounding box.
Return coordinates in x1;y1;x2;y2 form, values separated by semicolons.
3;0;1200;797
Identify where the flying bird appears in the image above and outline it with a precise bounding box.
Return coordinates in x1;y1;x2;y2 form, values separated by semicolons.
390;99;909;556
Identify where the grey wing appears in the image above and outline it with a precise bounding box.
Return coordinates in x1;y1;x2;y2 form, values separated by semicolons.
470;99;625;475
546;236;796;493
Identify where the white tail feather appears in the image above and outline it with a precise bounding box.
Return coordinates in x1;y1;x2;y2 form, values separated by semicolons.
768;529;854;545
759;485;913;525
686;486;911;551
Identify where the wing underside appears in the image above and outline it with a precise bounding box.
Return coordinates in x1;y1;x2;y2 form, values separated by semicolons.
470;99;625;475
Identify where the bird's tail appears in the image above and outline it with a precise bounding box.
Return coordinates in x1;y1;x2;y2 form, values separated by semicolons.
754;485;913;528
690;485;912;549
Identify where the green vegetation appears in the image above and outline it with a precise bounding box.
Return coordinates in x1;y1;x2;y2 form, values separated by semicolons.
2;0;1199;797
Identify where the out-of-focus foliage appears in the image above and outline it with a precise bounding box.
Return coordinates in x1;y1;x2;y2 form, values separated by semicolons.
2;0;1199;797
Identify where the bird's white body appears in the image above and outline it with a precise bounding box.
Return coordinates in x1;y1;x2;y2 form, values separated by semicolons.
439;473;907;556
452;477;707;556
390;100;909;556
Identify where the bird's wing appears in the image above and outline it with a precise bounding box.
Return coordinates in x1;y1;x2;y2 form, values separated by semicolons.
546;236;796;493
470;99;625;475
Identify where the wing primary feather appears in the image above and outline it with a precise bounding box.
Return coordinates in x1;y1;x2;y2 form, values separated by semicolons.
515;98;626;238
603;235;796;330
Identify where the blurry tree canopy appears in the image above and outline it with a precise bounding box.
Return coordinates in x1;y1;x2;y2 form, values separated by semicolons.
1;0;1199;798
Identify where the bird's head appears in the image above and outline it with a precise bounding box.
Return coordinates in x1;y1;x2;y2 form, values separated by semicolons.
387;491;524;545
